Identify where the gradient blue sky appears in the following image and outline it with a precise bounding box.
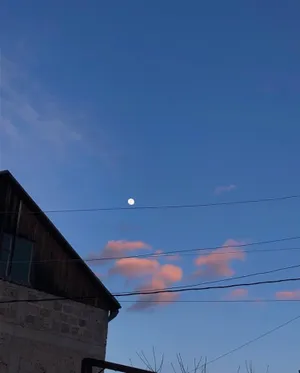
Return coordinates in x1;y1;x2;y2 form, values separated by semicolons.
1;1;300;372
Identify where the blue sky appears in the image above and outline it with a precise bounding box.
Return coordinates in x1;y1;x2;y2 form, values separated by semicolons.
1;1;300;371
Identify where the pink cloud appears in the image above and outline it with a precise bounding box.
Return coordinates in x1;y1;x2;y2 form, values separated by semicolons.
105;240;150;253
89;240;151;261
101;240;184;311
194;239;245;278
275;290;300;300
129;289;179;311
227;288;248;299
157;264;183;283
214;184;237;195
128;264;183;311
109;258;160;278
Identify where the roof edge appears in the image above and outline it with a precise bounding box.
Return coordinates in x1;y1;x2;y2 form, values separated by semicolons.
0;170;121;311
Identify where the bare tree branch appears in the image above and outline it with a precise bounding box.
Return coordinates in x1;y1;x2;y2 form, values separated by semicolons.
152;347;157;372
193;357;202;373
158;354;164;373
141;351;153;372
177;354;186;373
171;362;178;373
136;349;164;373
136;352;152;371
245;360;255;373
136;350;269;373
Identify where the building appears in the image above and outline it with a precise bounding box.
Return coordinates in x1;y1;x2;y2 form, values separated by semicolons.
0;170;121;373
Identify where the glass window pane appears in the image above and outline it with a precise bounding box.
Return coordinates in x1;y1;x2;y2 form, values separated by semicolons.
11;237;32;285
0;249;9;278
0;234;12;278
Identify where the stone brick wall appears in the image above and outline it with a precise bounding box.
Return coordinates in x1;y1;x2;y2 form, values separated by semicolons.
0;279;109;373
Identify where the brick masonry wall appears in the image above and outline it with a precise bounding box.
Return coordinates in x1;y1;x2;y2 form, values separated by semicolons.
0;279;110;373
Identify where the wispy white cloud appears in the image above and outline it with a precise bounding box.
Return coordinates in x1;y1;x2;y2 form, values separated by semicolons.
0;56;117;174
0;56;84;167
214;184;237;195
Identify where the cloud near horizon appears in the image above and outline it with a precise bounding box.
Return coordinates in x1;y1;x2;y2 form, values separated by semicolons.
214;184;237;195
194;239;245;278
275;290;300;300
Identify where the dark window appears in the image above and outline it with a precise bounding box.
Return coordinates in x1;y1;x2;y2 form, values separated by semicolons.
0;234;11;278
10;237;33;286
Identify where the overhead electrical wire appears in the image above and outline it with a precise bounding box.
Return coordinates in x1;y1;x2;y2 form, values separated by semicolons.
0;186;298;361
120;299;300;304
114;262;300;294
3;234;300;265
204;313;300;366
1;193;300;216
1;295;300;306
1;276;300;305
113;276;300;297
83;236;300;263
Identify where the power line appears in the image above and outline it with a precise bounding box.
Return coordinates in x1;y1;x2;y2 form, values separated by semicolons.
6;235;300;265
114;262;300;294
1;193;300;215
3;269;298;306
205;313;300;366
114;276;300;297
5;276;294;304
165;262;300;291
86;238;300;263
1;294;300;306
3;260;300;304
84;236;300;262
120;299;300;304
4;245;300;267
162;246;300;259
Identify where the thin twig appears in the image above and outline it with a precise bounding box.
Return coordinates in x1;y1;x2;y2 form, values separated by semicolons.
158;354;164;373
152;347;157;372
202;357;207;373
136;352;152;371
171;362;178;373
141;351;154;372
195;357;202;373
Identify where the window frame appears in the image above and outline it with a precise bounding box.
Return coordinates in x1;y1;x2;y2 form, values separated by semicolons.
0;233;12;279
0;232;34;286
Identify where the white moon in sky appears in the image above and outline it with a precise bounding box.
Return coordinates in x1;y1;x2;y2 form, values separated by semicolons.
128;198;135;206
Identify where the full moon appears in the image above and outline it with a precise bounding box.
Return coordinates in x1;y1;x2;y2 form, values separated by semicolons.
127;198;135;206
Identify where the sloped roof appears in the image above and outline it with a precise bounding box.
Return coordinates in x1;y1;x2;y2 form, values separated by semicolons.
0;170;121;312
